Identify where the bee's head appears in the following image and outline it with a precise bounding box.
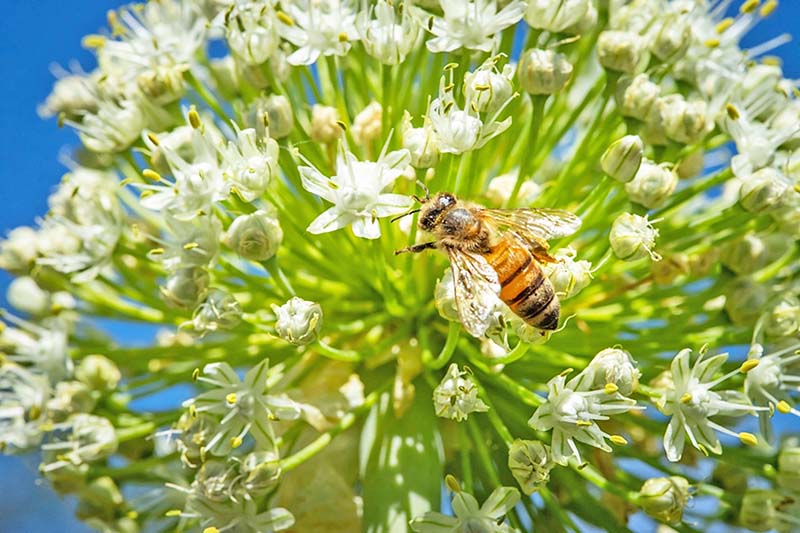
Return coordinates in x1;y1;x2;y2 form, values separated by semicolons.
418;192;457;231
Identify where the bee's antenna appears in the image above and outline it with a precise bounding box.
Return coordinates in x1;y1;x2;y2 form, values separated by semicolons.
391;208;421;223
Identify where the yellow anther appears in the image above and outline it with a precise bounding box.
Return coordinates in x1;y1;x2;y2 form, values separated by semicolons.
739;432;758;446
192;368;200;381
188;106;202;129
225;392;237;405
276;11;294;25
165;510;182;517
704;38;721;48
604;383;619;395
739;359;759;373
204;528;220;533
761;55;781;66
445;474;461;493
338;32;349;42
119;178;133;187
760;0;778;17
474;84;492;91
776;400;792;414
149;247;165;255
740;0;760;14
82;35;106;49
146;132;159;146
140;190;154;199
576;420;593;427
715;18;734;33
230;436;243;449
610;435;628;446
126;511;138;520
189;405;197;419
680;393;693;404
443;62;459;71
726;103;740;120
559;368;575;377
142;169;161;181
183;242;199;250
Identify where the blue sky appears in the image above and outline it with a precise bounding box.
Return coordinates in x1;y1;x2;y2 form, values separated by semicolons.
1;1;799;532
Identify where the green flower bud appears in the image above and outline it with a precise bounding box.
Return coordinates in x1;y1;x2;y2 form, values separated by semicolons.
485;173;541;207
43;461;88;495
75;355;121;393
272;296;323;346
310;104;341;144
651;252;691;285
192;289;243;334
610;213;661;261
247;94;294;139
6;276;51;316
658;95;709;145
676;150;705;179
597;31;647;74
638;476;690;524
242;450;282;493
225;211;283;261
625;160;678;208
740;168;792;213
724;277;769;326
352;101;383;146
403;113;441;169
0;226;39;274
616;74;660;121
649;12;691;61
777;443;800;492
602;135;644;183
209;56;240;100
508;439;554;495
764;295;800;338
585;347;641;395
525;0;590;33
720;233;784;275
47;381;97;422
197;461;237;502
76;476;123;523
562;1;597;35
711;460;748;494
136;65;186;105
739;489;780;532
517;48;573;95
161;267;210;309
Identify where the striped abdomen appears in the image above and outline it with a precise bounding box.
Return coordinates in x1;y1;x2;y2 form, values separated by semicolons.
482;235;560;331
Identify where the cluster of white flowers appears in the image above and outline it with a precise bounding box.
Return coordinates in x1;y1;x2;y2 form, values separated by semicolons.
2;0;799;531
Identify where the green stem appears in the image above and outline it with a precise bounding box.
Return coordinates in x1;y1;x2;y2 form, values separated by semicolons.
507;94;546;207
422;321;461;369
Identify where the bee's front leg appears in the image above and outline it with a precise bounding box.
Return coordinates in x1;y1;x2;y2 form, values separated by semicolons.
394;242;437;255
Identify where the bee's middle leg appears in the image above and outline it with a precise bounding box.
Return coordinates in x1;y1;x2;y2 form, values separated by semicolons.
394;242;437;255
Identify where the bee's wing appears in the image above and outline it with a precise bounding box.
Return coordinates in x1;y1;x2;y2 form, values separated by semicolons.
447;246;501;338
479;208;582;247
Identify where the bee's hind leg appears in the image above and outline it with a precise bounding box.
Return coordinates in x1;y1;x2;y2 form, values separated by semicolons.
394;242;437;255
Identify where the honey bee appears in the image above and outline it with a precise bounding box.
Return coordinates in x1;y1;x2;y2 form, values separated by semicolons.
395;191;581;337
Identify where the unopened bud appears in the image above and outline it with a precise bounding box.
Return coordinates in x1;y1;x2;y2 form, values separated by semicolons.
525;0;590;33
161;267;210;309
625;160;678;208
508;439;554;495
638;476;690;524
610;213;660;261
616;74;660;121
720;233;782;275
543;246;593;299
601;135;644;183
739;489;781;532
75;355;121;393
435;269;460;322
6;276;51;316
433;363;488;422
676;150;705;179
192;290;242;334
225;211;283;261
466;64;514;115
724;277;769;326
517;49;573;96
76;476;123;523
777;443;800;492
352;101;383;146
586;347;641;395
485;173;541;207
241;450;282;493
739;168;792;213
310;105;341;143
403;115;441;168
651;253;691;285
597;31;647;74
658;95;709;145
649;13;691;61
272;296;322;346
764;295;800;338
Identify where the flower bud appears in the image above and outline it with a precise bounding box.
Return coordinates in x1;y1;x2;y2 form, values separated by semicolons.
38;74;98;120
485;173;541;206
658;95;709;145
434;269;460;322
616;74;660;121
543;246;592;299
586;347;641;395
517;49;573;95
42;414;118;466
508;439;554;495
47;381;96;422
6;276;51;316
403;114;441;168
43;461;88;494
75;355;121;393
676;150;704;179
739;168;792;213
739;489;780;532
638;476;690;524
466;64;514;115
209;56;240;100
0;226;39;273
562;1;597;35
248;94;293;139
764;295;800;338
610;213;660;261
272;296;323;345
649;12;691;61
76;476;123;523
724;277;768;326
625;160;678;208
433;364;488;421
225;3;279;66
310;104;341;144
352;101;383;146
651;253;691;285
597;31;647;74
777;443;800;492
192;289;242;334
225;211;283;261
525;0;590;33
161;267;210;309
711;461;748;494
601;135;644;183
242;450;282;493
720;233;781;275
